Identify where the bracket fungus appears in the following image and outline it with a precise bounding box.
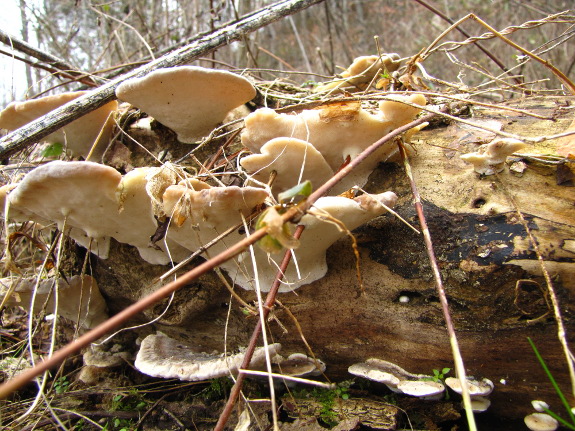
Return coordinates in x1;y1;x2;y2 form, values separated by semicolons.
5;161;188;264
228;191;398;292
134;332;281;381
115;66;256;143
348;358;445;399
461;137;526;175
524;413;559;431
315;54;401;93
0;275;107;329
444;376;494;412
241;94;426;193
274;353;326;378
240;137;335;197
161;182;269;256
0;91;117;159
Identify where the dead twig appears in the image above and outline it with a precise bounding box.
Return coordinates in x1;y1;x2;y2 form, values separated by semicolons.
0;29;99;87
397;140;477;431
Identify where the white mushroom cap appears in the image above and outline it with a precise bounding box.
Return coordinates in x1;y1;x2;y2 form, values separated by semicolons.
240;137;335;197
397;380;445;398
349;358;446;398
226;191;397;291
532;400;550;412
484;138;526;164
8;161;121;257
445;376;494;397
469;396;491;412
461;138;526;175
524;413;559;431
116;66;256;143
348;362;401;389
0;91;117;159
7;161;188;264
134;332;281;381
460;152;494;175
163;184;268;230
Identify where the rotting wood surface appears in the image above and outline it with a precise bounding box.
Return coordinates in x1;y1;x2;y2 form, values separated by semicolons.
88;95;575;426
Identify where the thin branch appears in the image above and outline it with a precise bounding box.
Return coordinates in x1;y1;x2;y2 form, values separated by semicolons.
0;29;99;87
412;0;523;86
214;225;306;431
0;0;326;160
397;142;477;431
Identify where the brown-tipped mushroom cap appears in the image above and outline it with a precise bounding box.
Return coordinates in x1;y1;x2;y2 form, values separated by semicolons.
444;376;494;397
524;413;559;431
0;91;117;159
115;66;256;143
276;353;326;377
134;332;281;381
241;95;425;190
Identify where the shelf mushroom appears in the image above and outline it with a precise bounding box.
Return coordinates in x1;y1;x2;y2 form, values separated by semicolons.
348;358;445;400
115;66;256;143
5;161;188;264
461;138;526;175
225;191;398;292
241;94;426;193
444;376;494;413
134;332;281;381
0;91;117;159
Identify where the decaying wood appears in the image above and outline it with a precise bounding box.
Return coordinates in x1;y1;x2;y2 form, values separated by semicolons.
0;0;325;160
78;96;573;426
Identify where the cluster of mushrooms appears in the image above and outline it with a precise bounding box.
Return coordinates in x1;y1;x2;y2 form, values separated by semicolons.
0;58;523;413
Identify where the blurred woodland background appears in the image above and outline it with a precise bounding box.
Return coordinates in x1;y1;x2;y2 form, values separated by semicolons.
2;0;574;105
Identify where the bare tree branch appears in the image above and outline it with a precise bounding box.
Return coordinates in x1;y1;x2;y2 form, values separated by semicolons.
0;29;98;87
0;0;325;160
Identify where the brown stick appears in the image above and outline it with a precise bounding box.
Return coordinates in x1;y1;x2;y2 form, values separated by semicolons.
0;0;326;160
397;141;477;431
213;225;306;431
0;109;438;400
